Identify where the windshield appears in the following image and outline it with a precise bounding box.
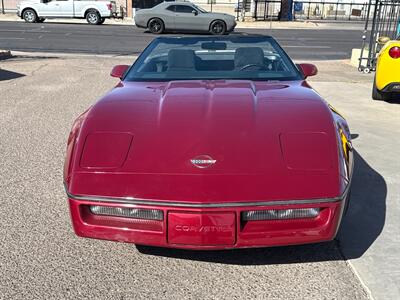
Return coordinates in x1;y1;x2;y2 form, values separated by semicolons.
124;37;303;82
192;4;207;13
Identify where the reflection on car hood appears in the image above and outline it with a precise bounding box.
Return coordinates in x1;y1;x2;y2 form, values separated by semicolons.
68;80;341;202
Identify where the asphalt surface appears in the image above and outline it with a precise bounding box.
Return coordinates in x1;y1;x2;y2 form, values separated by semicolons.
0;56;372;299
0;21;365;60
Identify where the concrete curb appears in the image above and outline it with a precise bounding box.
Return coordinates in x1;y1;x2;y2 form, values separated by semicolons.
346;260;375;300
9;50;352;64
8;50;138;60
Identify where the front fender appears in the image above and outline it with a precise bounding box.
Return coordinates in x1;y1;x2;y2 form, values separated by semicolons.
64;108;91;184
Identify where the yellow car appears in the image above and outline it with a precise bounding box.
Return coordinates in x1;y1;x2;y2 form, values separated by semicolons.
373;37;400;101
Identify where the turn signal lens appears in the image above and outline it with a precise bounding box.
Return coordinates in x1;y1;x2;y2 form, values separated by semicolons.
89;206;163;221
242;208;320;221
389;47;400;59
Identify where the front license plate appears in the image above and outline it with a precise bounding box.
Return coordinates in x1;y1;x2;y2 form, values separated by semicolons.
168;212;236;246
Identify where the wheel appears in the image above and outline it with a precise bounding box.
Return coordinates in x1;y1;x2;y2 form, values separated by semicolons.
23;9;37;23
86;10;101;25
209;20;226;35
98;18;105;25
372;77;386;101
37;18;45;23
363;68;371;74
148;18;164;34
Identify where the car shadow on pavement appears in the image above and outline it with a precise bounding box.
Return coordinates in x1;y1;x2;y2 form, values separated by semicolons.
136;149;386;265
0;69;25;81
386;94;400;104
337;149;386;260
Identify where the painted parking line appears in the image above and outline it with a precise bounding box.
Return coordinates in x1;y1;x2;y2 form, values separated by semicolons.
0;29;52;33
1;37;25;40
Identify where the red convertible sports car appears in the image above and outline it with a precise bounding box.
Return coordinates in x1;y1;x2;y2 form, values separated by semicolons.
64;36;353;250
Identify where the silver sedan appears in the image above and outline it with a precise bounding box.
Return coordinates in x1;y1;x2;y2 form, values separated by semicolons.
134;2;237;35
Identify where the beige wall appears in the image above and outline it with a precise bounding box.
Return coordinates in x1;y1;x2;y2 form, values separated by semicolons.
195;2;238;16
3;0;20;11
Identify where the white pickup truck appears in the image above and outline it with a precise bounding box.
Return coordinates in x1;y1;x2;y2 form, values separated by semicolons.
17;0;117;25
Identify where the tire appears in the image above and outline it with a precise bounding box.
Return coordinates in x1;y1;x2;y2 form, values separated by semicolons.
23;9;37;23
98;18;105;25
372;77;386;101
209;20;226;35
37;18;45;23
86;9;101;25
148;18;164;34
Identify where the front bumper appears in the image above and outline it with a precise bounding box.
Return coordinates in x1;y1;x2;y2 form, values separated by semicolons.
227;21;237;33
134;16;147;29
68;194;345;250
134;19;147;29
382;82;400;93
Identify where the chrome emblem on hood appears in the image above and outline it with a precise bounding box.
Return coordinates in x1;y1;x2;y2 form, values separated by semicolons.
190;155;216;168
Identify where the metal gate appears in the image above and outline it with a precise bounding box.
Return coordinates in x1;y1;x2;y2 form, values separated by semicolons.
254;0;282;20
359;0;400;72
253;0;370;21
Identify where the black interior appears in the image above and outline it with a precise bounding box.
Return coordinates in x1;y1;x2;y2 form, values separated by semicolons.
140;47;286;73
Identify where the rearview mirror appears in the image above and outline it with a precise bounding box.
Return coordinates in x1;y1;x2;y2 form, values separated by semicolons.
377;36;390;45
297;63;318;78
201;42;227;50
110;65;129;79
192;10;198;16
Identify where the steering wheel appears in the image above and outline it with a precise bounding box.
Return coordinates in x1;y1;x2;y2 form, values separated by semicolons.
239;64;264;71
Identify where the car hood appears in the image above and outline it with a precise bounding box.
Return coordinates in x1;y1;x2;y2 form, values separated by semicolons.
68;80;340;202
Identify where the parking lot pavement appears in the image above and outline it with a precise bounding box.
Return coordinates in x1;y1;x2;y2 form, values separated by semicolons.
0;55;397;299
309;61;400;300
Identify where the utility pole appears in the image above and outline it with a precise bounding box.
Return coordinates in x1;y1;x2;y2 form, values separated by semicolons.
1;0;5;14
280;0;293;21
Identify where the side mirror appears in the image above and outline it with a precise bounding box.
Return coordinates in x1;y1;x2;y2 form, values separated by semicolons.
192;10;198;16
110;65;129;79
377;36;390;45
297;63;318;78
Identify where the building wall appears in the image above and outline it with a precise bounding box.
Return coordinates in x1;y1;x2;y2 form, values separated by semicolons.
1;0;371;18
2;0;19;11
1;0;128;13
194;1;239;16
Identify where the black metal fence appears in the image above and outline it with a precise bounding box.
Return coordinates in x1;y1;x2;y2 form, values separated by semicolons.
254;0;370;21
294;1;370;20
254;0;280;20
359;0;400;72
